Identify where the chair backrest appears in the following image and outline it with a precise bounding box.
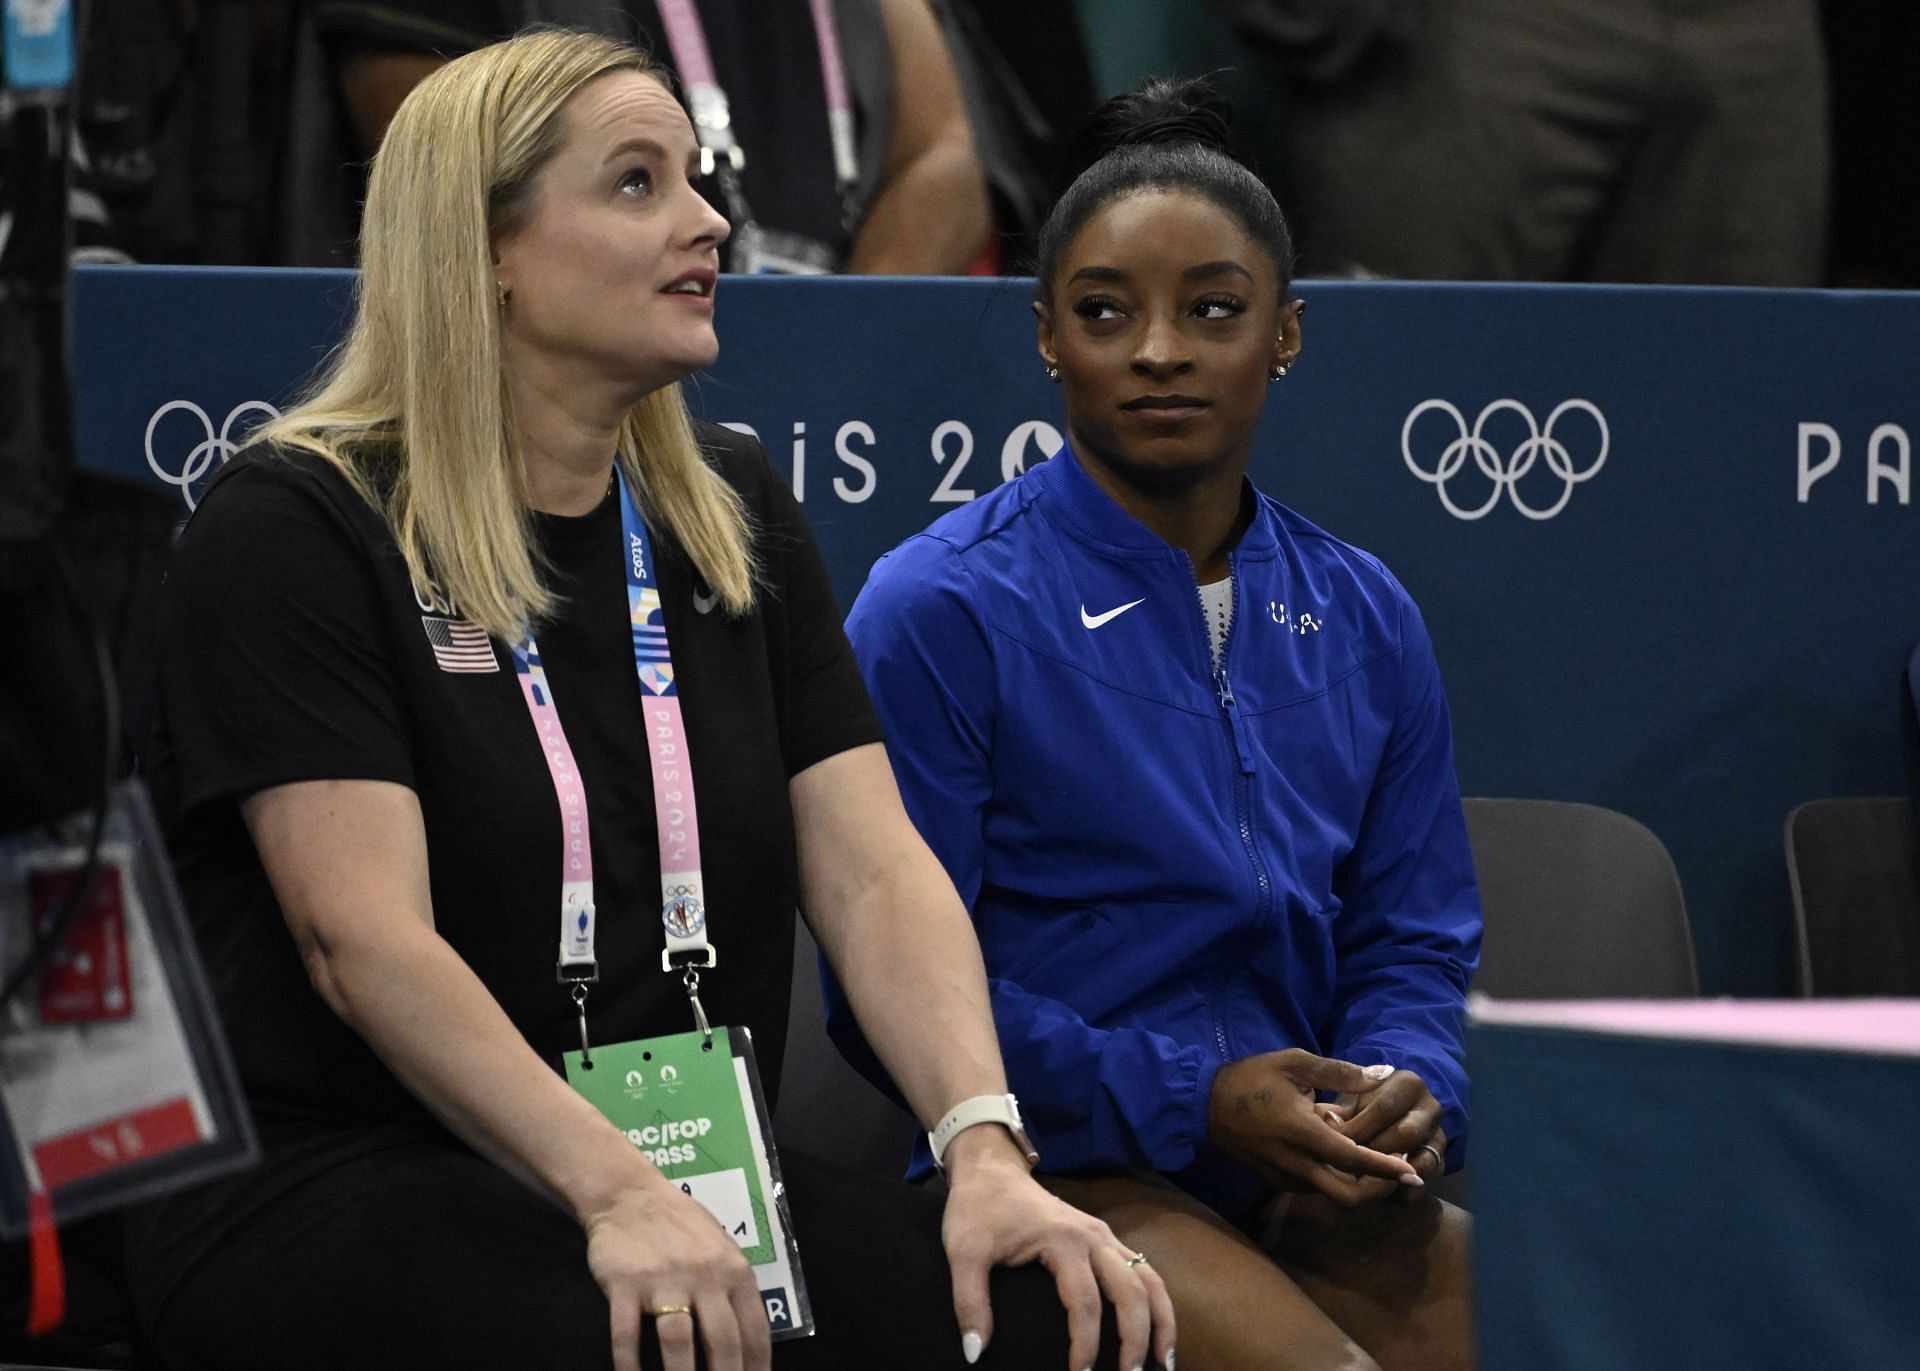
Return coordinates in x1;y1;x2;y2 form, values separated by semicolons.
772;918;919;1175
1785;797;1920;997
1463;798;1699;998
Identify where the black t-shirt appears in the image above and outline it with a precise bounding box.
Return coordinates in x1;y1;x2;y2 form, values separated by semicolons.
317;0;855;269
130;422;878;1313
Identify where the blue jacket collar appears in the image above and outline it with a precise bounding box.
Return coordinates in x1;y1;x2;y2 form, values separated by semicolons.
1033;442;1280;561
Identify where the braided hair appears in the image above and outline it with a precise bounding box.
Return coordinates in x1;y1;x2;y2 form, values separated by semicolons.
1034;77;1295;303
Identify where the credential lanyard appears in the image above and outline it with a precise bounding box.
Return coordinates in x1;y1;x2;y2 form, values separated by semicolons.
511;472;715;1064
654;0;859;228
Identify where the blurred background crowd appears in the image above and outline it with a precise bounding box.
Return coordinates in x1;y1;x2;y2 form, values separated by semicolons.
65;0;1920;287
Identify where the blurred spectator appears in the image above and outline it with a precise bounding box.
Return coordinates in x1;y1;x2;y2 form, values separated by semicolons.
75;0;284;264
964;1;1095;184
1070;0;1298;214
284;0;990;273
1278;0;1830;284
1821;0;1920;289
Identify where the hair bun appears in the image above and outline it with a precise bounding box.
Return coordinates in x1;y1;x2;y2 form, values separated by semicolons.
1055;76;1235;194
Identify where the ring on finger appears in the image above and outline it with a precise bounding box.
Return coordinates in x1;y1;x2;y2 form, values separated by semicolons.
1413;1143;1444;1171
650;1305;693;1318
1124;1251;1150;1268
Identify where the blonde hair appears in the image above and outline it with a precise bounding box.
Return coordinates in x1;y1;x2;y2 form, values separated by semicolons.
255;28;754;640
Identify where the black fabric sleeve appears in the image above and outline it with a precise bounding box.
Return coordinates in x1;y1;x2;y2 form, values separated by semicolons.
156;455;416;813
701;425;882;778
310;0;504;53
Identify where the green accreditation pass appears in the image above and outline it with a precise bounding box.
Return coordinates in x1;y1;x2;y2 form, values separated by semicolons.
565;1026;813;1340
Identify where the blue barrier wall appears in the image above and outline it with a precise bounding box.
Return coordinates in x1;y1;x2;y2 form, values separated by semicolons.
73;266;1920;996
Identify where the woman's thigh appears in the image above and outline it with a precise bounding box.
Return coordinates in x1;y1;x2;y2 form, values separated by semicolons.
778;1150;1123;1371
1267;1194;1475;1371
150;1139;1120;1371
1040;1171;1379;1371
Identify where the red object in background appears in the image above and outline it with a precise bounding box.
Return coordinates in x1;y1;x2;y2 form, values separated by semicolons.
31;863;134;1023
26;1191;65;1336
964;211;1004;276
31;1096;205;1189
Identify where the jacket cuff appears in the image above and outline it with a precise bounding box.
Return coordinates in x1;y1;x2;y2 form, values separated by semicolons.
1184;1050;1224;1168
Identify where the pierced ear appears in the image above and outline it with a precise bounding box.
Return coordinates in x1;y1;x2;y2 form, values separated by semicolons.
1033;300;1057;372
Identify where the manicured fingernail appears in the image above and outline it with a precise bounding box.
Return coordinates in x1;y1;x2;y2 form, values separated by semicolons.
962;1330;982;1364
1167;1352;1177;1371
1399;1170;1425;1187
1363;1064;1394;1081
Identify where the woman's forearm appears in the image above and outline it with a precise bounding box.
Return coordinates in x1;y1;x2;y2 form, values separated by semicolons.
303;912;664;1221
791;747;1013;1133
246;778;662;1225
818;843;1009;1127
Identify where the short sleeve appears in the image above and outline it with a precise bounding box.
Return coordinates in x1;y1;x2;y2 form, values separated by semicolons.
724;438;882;778
155;454;416;813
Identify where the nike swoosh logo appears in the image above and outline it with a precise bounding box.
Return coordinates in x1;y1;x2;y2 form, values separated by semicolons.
692;586;719;615
1080;598;1146;630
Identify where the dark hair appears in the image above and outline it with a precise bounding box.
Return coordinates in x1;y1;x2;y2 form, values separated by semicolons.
1033;76;1295;303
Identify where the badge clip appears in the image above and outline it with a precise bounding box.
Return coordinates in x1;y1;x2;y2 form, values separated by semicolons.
571;983;593;1069
682;966;713;1049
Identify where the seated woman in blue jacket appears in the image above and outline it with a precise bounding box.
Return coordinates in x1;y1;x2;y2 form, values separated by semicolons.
833;80;1480;1371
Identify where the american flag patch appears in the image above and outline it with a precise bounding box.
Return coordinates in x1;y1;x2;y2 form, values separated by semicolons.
421;616;498;673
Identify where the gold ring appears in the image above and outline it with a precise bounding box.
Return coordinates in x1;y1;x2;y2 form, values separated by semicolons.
651;1305;693;1318
1125;1251;1150;1268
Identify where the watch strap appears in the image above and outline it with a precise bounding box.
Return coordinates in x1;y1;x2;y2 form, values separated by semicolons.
928;1093;1039;1170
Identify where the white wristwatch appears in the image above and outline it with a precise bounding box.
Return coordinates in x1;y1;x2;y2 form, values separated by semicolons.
928;1093;1041;1172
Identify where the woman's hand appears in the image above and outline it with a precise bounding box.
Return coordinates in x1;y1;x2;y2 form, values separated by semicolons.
1324;1068;1448;1205
941;1128;1176;1371
582;1172;772;1371
1207;1049;1423;1207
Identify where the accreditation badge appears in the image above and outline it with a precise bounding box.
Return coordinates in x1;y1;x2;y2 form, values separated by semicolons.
0;781;256;1239
565;1026;812;1340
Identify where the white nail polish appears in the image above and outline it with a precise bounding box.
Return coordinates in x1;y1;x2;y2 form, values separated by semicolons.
1363;1063;1394;1081
1167;1352;1178;1371
962;1330;983;1364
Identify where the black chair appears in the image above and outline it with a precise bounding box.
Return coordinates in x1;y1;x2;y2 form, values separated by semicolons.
1785;797;1920;996
1462;797;1699;999
1441;798;1699;1209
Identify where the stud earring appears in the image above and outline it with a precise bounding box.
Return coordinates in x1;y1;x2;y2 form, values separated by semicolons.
496;280;509;309
1270;361;1289;381
1044;363;1060;383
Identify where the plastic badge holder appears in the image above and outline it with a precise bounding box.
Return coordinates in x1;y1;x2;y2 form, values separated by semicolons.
566;1024;813;1340
0;779;256;1235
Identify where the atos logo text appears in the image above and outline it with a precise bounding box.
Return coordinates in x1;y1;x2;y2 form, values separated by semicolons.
1402;399;1609;521
1797;422;1911;506
144;399;282;511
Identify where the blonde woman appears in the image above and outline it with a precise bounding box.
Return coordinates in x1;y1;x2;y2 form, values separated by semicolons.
125;30;1172;1371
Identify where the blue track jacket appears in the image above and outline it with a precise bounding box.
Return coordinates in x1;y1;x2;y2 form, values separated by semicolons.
830;447;1480;1224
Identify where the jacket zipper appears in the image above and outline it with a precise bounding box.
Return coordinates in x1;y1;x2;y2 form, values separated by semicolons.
1191;553;1274;1060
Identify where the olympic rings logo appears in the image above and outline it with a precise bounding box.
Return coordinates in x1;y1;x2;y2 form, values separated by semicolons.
1401;399;1609;521
144;400;283;511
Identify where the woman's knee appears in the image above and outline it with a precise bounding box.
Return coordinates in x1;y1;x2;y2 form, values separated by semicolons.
1040;1171;1385;1371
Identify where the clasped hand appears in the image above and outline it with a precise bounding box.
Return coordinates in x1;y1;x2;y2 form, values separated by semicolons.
1208;1048;1444;1208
